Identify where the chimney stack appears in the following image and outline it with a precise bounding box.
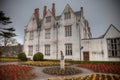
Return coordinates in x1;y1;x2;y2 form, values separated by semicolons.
34;8;39;24
43;6;47;18
80;7;83;17
52;3;55;17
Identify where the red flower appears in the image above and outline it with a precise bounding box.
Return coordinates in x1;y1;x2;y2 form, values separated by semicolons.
13;74;17;80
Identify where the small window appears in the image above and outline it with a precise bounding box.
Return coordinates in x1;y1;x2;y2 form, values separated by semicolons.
64;12;71;19
45;29;51;39
65;25;72;37
29;31;34;40
46;16;51;23
45;45;50;56
28;46;33;56
65;44;72;56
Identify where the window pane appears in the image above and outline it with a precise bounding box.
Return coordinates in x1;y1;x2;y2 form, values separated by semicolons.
28;46;33;56
107;38;120;57
29;31;34;40
45;29;51;39
64;12;71;19
46;16;51;23
65;25;72;37
45;45;50;56
65;44;72;56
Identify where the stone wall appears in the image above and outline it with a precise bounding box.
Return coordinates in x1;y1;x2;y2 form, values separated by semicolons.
0;44;23;56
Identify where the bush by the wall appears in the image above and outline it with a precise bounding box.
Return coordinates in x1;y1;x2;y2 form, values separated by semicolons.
33;52;43;61
17;52;27;61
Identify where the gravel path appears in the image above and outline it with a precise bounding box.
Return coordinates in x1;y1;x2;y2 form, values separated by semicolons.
0;62;95;80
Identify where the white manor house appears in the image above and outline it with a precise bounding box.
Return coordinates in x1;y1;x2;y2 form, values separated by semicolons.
23;3;120;61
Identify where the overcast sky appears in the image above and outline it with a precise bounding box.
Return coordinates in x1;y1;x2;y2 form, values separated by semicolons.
0;0;120;44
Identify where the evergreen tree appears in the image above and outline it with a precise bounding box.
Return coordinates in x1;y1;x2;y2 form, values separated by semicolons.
0;11;16;46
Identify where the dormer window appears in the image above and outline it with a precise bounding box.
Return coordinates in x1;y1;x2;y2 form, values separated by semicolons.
46;16;51;23
64;12;71;20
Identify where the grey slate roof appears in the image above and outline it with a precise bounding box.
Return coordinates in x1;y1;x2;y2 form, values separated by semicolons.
74;11;80;16
56;15;61;20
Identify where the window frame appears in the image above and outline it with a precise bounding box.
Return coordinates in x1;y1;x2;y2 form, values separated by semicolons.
46;16;51;23
28;45;33;56
107;37;120;57
64;12;71;20
65;43;72;56
65;25;72;37
45;28;51;39
45;44;50;56
29;31;34;40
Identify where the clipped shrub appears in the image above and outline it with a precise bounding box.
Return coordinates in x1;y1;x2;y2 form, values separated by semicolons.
33;52;43;61
17;52;27;61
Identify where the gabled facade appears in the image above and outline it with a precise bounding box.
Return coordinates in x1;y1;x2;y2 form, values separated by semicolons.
24;3;120;61
24;3;91;60
82;25;120;61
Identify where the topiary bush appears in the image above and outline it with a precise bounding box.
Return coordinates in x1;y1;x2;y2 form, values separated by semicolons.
33;52;43;61
17;52;27;61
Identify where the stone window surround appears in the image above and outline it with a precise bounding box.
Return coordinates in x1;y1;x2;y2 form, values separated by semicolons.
65;43;72;56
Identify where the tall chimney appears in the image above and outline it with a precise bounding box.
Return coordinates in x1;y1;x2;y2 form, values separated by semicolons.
34;8;39;24
52;3;55;17
80;7;83;18
43;6;47;18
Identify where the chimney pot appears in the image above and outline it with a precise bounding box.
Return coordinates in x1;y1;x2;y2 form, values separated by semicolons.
34;8;39;24
34;8;39;14
43;6;47;18
81;7;83;10
52;3;55;17
80;7;84;18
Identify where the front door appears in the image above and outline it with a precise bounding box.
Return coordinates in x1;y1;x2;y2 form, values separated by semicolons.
83;51;89;61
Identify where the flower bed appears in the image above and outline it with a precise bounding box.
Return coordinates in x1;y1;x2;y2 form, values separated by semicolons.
0;58;20;62
21;61;70;66
78;64;120;74
43;67;81;76
0;64;35;80
65;60;120;65
57;74;120;80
